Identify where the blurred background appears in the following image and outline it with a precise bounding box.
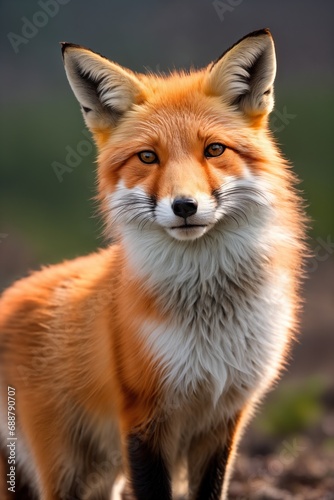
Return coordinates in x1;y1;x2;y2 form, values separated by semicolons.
0;0;333;497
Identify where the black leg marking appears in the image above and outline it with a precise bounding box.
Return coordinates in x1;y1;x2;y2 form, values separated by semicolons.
127;433;172;500
11;483;38;500
195;445;229;500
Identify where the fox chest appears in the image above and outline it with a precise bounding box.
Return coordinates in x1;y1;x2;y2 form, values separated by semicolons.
139;272;276;406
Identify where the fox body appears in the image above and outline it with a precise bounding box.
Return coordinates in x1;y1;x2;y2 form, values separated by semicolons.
0;30;305;499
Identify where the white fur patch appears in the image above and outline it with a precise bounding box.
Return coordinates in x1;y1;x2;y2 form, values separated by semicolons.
108;174;274;240
136;248;292;406
108;174;293;412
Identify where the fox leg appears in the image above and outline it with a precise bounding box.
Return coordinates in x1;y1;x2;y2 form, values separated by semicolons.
120;416;178;500
187;416;239;500
14;402;118;500
189;445;230;500
125;431;172;500
23;441;116;500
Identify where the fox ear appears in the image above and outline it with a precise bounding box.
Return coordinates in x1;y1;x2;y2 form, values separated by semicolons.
206;29;276;118
61;43;144;132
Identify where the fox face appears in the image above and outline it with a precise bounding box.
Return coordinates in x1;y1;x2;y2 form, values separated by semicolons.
63;29;277;243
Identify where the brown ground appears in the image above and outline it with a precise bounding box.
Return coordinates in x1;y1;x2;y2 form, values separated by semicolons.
230;439;334;499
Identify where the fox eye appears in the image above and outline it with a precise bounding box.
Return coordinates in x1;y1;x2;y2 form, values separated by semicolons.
138;150;159;164
205;143;226;158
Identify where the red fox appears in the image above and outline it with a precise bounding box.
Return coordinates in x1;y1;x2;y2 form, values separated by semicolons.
0;29;306;499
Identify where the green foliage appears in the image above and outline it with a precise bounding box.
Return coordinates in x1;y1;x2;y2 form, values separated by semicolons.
0;97;100;263
256;377;326;437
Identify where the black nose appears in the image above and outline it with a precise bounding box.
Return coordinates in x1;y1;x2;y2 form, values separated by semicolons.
172;197;198;219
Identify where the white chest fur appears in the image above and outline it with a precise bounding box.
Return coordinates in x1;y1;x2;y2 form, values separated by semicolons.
122;219;293;408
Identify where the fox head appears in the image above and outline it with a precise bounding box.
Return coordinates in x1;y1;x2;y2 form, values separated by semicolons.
62;29;279;243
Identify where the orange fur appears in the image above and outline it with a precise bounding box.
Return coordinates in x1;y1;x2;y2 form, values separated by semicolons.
0;30;306;500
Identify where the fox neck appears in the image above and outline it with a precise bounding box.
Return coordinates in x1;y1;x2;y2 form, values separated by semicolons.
119;221;269;319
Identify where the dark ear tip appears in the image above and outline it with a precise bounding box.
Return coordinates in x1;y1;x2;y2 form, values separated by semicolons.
210;28;273;71
60;42;87;58
60;42;72;58
60;42;109;63
246;28;272;39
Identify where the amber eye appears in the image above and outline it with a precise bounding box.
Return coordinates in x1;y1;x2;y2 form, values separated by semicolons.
138;151;159;164
204;143;226;158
